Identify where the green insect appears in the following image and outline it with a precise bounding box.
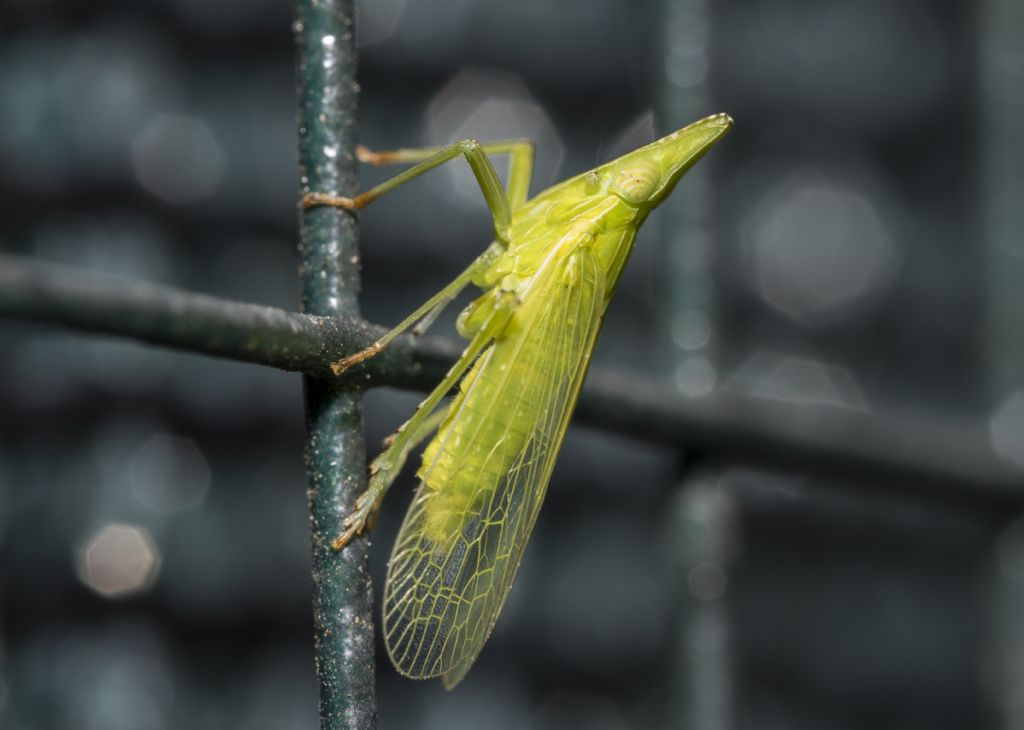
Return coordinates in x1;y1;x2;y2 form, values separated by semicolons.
304;112;732;688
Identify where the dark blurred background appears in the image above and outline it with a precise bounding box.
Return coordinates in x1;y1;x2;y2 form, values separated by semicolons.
2;0;1023;728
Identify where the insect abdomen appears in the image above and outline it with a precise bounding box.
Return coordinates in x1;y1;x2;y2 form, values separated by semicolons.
416;352;537;536
416;295;560;547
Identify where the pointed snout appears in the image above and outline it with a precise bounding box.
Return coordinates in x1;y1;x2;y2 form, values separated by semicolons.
585;113;733;209
653;112;732;184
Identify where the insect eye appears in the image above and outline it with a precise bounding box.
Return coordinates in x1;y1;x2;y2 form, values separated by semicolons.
610;160;661;204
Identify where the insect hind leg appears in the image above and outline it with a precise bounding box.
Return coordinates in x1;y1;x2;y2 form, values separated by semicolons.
332;292;517;550
332;406;447;549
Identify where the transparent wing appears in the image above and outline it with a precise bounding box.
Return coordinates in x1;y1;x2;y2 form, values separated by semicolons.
382;247;606;688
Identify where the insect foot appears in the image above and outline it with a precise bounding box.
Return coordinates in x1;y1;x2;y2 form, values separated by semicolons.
302;191;358;210
355;145;382;164
332;488;379;550
330;342;384;375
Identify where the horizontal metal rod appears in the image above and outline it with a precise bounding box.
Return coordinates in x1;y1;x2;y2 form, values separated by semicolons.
1;254;1020;507
576;370;1023;507
0;253;457;387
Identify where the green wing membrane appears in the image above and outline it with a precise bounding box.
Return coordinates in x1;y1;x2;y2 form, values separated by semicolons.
382;247;606;687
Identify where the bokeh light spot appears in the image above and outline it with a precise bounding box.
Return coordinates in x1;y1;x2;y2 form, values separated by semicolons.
130;433;211;513
742;170;899;327
675;356;717;398
671;310;713;351
602;109;656;162
990;392;1024;471
355;0;407;47
132;113;225;204
729;351;869;411
688;561;728;601
77;524;161;598
425;67;563;206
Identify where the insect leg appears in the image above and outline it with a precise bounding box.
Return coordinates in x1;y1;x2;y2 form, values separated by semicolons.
325;140;534;374
331;406;447;549
332;290;518;550
303;140;514;243
488;140;534;210
330;242;502;375
354;140;535;210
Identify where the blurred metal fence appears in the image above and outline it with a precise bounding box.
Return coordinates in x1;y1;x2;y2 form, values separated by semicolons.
1;0;1022;729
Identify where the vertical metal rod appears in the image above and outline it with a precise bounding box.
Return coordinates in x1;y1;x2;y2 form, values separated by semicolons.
658;0;718;399
295;1;377;727
981;0;1024;396
671;477;737;730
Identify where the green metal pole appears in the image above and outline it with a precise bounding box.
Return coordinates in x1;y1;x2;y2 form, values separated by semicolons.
295;1;376;727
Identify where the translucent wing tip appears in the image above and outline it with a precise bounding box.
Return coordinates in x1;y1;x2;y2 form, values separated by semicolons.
442;663;471;690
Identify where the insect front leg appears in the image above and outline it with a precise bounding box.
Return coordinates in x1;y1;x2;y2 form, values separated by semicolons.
354;139;536;210
307;138;534;375
330;242;501;374
303;139;515;242
332;289;518;550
